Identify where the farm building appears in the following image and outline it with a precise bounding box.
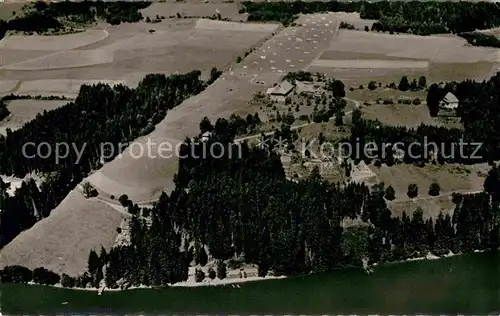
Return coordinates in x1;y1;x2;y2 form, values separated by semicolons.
440;92;459;109
201;131;212;142
266;81;295;102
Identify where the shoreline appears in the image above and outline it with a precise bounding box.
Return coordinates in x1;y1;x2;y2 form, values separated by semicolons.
28;275;288;292
376;249;487;267
4;251;499;315
20;249;492;292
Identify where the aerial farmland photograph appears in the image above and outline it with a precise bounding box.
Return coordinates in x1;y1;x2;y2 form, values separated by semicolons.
0;0;499;314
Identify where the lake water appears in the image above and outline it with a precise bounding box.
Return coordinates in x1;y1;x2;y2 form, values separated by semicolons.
2;251;499;315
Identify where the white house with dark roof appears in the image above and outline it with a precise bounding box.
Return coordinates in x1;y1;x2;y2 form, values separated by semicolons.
266;81;295;102
440;92;459;109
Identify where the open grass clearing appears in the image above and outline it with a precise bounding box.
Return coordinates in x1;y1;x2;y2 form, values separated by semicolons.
0;80;19;95
311;30;500;85
346;86;426;103
308;67;429;87
297;120;350;142
369;163;485;201
0;29;109;51
0;190;123;276
0;2;29;20
311;59;429;69
388;195;457;219
359;103;462;129
310;61;496;87
2;50;115;71
13;79;123;98
319;50;423;61
427;61;498;82
0;50;59;67
329;31;498;63
0;99;68;135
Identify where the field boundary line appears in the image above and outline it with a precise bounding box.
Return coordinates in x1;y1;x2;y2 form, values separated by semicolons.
0;29;109;69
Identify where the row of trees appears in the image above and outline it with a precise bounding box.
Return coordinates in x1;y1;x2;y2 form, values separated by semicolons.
284;71;314;83
0;99;10;121
381;182;440;201
1;94;71;102
0;70;208;248
1;265;60;285
0;0;151;39
367;76;427;92
241;1;500;36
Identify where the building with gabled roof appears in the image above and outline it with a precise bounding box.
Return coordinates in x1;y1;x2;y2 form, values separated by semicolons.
440;92;459;109
266;80;295;102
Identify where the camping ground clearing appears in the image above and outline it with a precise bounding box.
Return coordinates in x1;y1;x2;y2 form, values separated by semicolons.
0;99;69;135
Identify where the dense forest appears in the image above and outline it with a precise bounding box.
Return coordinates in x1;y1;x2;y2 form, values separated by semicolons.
0;70;208;248
0;0;151;39
242;0;360;25
458;32;500;48
241;1;500;35
2;116;499;287
0;99;10;121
